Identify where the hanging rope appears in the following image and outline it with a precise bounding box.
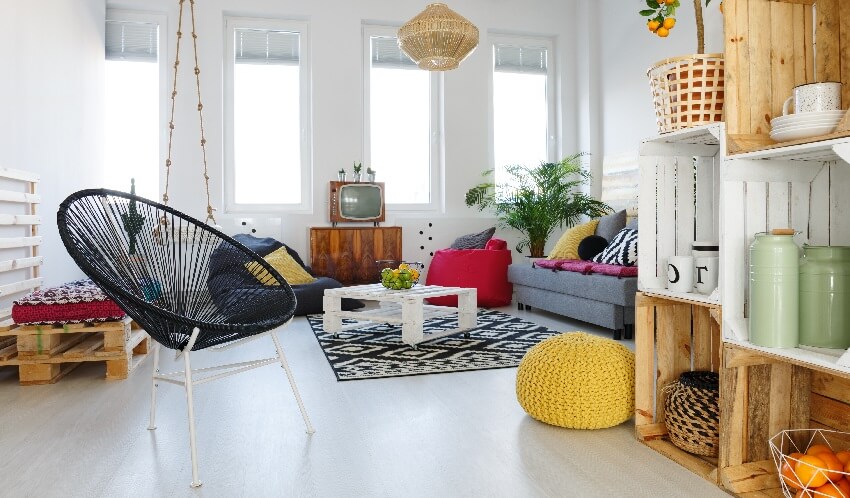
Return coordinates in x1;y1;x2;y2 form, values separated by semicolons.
163;0;217;225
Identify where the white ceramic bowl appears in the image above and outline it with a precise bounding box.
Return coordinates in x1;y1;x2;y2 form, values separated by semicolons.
771;110;846;127
771;118;842;132
770;122;838;142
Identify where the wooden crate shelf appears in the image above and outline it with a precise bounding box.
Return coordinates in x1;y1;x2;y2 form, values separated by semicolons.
725;0;850;155
634;292;723;483
0;317;151;385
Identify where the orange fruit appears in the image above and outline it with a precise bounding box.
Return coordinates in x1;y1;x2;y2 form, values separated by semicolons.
818;452;845;482
837;479;850;497
663;18;676;29
795;489;813;498
782;458;803;491
813;481;848;498
656;27;670;38
647;20;660;32
836;451;850;466
809;444;834;456
797;454;830;488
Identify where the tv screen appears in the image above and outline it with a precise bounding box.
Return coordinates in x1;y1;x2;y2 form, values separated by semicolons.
339;183;383;220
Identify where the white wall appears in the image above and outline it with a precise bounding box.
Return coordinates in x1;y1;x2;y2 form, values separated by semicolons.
105;0;580;262
0;0;106;286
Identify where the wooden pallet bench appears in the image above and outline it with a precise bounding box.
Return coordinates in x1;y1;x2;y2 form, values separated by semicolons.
0;317;150;385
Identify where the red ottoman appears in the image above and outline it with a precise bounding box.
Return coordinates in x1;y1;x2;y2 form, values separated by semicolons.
425;238;513;307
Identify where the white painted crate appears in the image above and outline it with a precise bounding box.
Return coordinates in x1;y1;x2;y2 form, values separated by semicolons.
638;124;723;303
721;138;850;373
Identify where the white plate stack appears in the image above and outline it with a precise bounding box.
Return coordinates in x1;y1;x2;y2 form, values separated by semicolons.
770;110;845;142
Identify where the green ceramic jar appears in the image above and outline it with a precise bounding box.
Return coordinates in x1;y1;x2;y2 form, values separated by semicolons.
749;233;799;348
799;245;850;349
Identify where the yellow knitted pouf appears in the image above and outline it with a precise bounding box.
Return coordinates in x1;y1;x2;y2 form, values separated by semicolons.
516;332;635;429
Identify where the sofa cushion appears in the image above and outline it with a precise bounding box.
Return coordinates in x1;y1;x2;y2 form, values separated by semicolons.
592;228;638;266
595;209;627;242
577;235;609;261
485;238;508;250
246;246;316;285
233;233;309;270
547;220;599;260
291;277;364;316
450;227;495;249
590;263;639;278
508;264;637;307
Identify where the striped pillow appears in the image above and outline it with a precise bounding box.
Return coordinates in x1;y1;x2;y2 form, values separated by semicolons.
592;228;638;267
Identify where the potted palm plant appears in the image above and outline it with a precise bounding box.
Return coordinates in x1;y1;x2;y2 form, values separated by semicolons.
465;154;612;258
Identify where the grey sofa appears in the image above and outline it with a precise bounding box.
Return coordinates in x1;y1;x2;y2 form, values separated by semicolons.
508;263;637;340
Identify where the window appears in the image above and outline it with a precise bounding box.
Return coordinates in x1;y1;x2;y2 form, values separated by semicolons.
364;26;442;207
224;18;311;211
104;12;165;200
491;38;555;185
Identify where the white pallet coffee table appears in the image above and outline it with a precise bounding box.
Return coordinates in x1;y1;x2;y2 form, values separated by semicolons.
322;283;478;348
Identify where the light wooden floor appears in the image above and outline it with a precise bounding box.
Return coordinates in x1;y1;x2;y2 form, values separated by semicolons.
0;306;728;498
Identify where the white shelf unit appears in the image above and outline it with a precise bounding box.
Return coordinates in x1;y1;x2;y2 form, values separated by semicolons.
721;137;850;375
638;123;723;303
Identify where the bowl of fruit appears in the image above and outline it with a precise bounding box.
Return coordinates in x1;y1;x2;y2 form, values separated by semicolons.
771;428;850;497
380;262;423;290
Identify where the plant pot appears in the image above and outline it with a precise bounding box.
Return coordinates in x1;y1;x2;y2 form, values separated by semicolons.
647;53;724;134
337;172;346;181
367;173;376;182
353;173;361;183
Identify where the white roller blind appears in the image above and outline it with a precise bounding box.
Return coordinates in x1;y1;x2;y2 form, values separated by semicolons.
105;20;158;61
234;28;299;65
494;44;547;74
371;36;416;69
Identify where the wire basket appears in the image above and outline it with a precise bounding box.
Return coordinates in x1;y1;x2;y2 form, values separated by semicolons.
770;429;850;497
647;54;725;134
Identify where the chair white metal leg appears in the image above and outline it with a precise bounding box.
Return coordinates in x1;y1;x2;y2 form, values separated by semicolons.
270;331;315;434
183;331;202;488
147;343;161;430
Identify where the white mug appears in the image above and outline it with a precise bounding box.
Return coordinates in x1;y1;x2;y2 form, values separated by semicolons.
694;256;719;295
642;258;668;290
782;82;842;115
667;256;694;293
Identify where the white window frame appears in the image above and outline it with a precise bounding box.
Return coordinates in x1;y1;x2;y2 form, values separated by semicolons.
105;9;168;201
362;24;443;212
488;34;557;173
223;17;313;213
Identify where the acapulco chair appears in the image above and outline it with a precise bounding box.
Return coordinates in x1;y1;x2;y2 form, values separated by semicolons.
57;189;314;487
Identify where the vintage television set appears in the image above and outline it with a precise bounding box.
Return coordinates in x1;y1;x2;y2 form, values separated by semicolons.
329;181;385;226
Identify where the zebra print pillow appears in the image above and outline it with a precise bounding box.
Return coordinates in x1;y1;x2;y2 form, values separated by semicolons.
591;228;638;267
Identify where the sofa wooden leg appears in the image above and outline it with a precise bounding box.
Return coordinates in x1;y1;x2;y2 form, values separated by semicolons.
613;328;623;341
517;302;524;311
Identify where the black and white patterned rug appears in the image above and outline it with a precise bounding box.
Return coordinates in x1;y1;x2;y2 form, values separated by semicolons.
306;310;559;381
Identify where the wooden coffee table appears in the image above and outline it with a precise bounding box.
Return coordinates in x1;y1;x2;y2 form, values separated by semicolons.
322;284;478;348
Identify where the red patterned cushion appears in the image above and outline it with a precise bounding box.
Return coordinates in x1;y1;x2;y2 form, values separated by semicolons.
12;279;126;325
533;259;563;270
589;263;639;278
557;260;595;274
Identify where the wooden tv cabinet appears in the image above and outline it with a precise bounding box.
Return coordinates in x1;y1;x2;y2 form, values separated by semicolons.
309;227;402;285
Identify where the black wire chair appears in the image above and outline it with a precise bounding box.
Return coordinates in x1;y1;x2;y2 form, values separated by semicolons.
57;189;314;488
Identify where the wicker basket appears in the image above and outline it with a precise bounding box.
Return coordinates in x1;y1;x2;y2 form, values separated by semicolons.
648;54;725;134
664;371;720;457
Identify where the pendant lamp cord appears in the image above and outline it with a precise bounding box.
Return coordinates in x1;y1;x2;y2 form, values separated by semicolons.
163;0;217;225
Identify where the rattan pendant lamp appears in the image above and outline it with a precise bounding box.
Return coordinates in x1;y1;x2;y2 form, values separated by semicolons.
397;3;479;71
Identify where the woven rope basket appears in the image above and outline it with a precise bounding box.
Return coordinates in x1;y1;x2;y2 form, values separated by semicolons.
647;54;725;134
664;371;720;457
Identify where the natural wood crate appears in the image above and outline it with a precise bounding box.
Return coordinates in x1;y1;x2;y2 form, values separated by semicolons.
634;292;722;483
725;0;850;154
0;317;150;385
716;343;850;496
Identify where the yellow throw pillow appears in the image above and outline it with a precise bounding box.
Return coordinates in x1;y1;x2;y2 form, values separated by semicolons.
547;220;600;260
246;247;316;286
